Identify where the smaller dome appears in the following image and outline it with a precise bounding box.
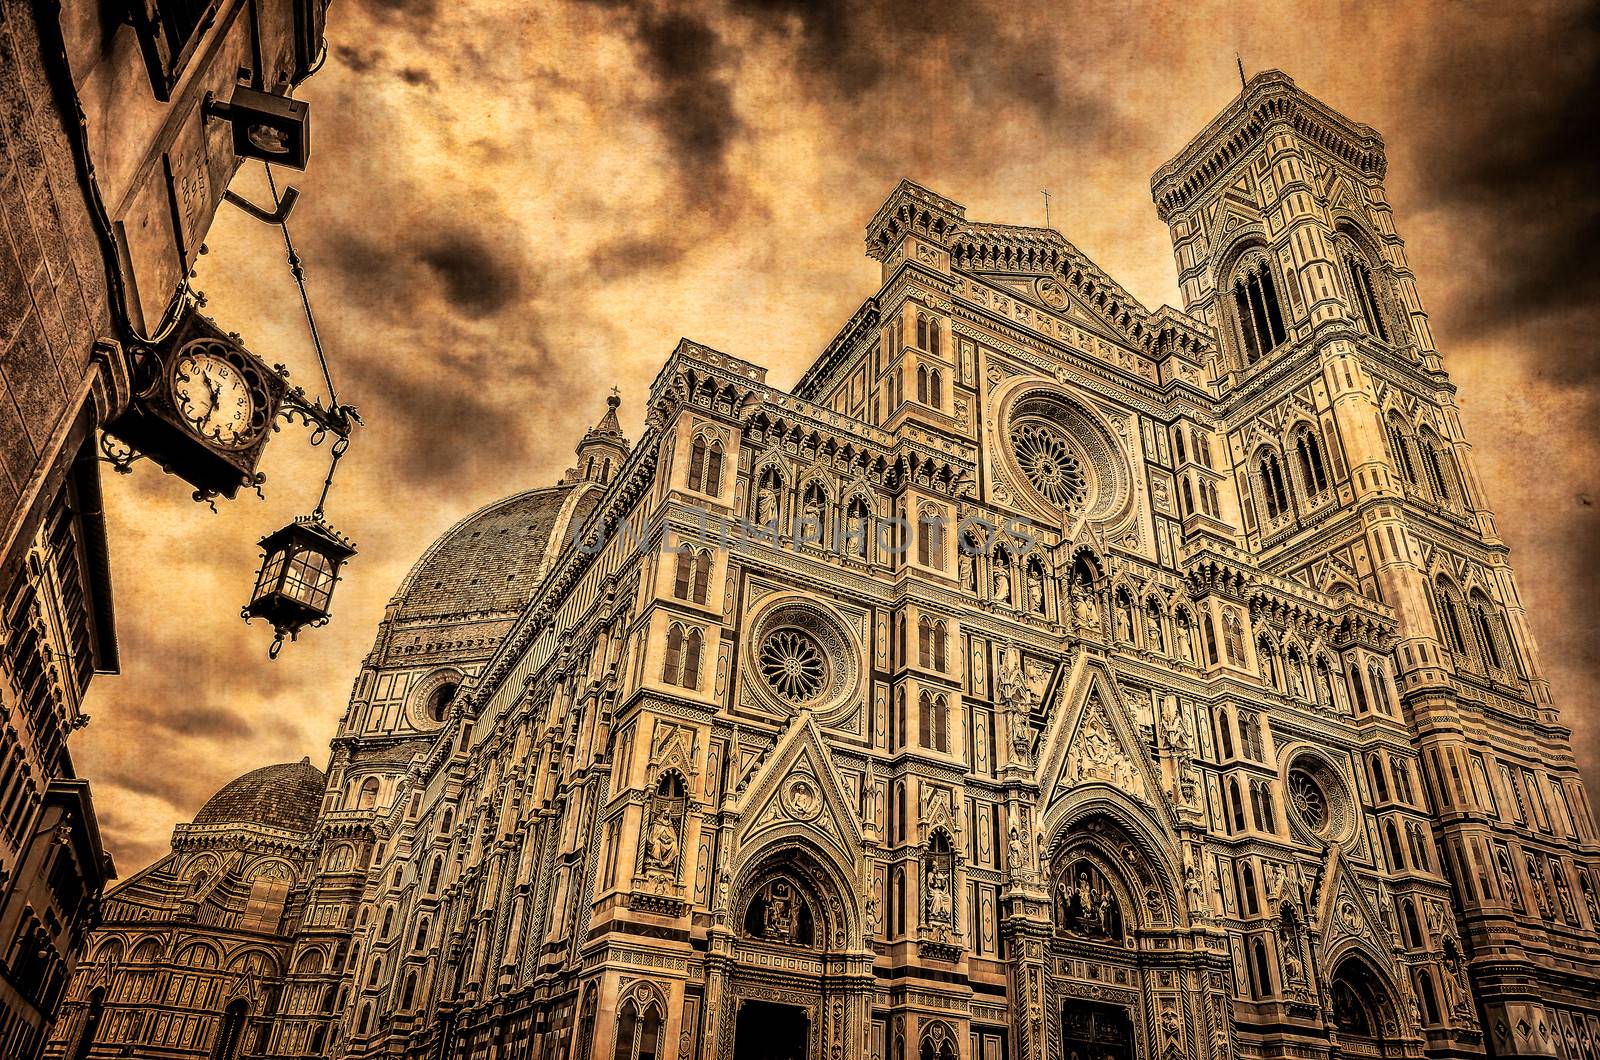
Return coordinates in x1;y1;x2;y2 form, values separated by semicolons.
192;758;325;834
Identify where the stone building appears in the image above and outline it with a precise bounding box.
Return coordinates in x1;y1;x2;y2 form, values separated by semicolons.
50;71;1600;1060
0;0;328;1052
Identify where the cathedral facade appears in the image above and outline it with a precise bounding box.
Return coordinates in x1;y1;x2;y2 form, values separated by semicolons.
47;72;1600;1060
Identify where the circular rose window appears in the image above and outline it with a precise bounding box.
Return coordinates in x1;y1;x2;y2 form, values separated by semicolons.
744;599;860;719
1289;769;1329;830
1285;754;1352;842
759;628;828;703
997;384;1132;525
1011;420;1090;511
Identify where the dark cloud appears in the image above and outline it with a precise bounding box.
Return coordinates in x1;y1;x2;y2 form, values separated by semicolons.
587;233;691;281
398;66;438;89
1411;3;1600;382
149;706;256;740
416;232;525;318
333;45;383;73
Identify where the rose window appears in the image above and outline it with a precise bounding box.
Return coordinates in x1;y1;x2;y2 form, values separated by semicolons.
1289;769;1329;830
996;385;1132;525
1011;421;1090;512
758;628;828;704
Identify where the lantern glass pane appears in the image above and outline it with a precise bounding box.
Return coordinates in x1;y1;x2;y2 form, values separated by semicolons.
282;548;336;611
254;547;292;599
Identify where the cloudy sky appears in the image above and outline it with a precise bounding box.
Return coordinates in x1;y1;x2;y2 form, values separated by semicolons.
78;0;1600;871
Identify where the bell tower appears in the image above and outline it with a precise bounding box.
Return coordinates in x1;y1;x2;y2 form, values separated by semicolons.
1154;71;1600;1058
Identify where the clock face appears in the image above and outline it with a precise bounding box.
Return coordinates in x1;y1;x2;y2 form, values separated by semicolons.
172;347;258;448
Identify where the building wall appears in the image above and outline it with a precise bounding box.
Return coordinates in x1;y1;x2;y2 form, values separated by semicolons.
1;0;329;1054
50;72;1600;1060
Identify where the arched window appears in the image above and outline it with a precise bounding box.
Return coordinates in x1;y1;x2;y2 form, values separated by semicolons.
1434;577;1468;656
356;777;380;811
1229;778;1247;833
663;624;703;689
1418;427;1454;503
1257;448;1291;520
612;993;664;1060
929;367;943;407
929;319;941;358
916;313;931;351
1232;257;1288;364
1370;754;1390;801
918;617;933;669
1417;969;1442;1025
1344;252;1389;341
1384;821;1405;869
1216;708;1234;758
919;692;949;753
1386;414;1418;486
685;434;724;495
380;906;394;938
427;856;444;894
1242;863;1260;913
917;508;945;569
401;971;418;1010
414;916;430;951
891;866;906;938
1468;590;1503;670
1408;823;1432;871
1294;425;1330;497
1401;898;1422;947
1251;938;1272;997
367;956;383;987
1222;609;1245;666
1181;477;1195;515
1203;613;1219;665
1349;661;1370;714
933;620;948;672
916;363;930;404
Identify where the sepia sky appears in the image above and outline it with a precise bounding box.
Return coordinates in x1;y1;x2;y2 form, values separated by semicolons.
78;0;1600;872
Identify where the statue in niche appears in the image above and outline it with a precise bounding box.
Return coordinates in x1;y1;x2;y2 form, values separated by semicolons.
1028;577;1045;615
924;833;957;938
1008;823;1029;876
1074;591;1101;633
992;558;1013;605
998;648;1035;759
641;773;686;886
925;865;953;927
1145;608;1164;652
643;814;680;876
1115;599;1134;642
1287;658;1307;699
754;475;779;526
1183;855;1207;920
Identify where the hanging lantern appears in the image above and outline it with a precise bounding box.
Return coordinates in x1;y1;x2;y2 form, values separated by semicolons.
242;515;356;656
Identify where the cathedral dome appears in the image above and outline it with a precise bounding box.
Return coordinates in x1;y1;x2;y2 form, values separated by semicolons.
192;758;325;833
388;484;603;624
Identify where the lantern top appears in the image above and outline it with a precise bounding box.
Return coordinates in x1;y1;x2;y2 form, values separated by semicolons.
258;514;357;562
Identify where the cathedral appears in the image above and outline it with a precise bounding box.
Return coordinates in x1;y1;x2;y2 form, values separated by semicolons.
44;71;1600;1060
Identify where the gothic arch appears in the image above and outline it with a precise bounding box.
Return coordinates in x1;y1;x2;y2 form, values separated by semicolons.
1325;949;1406;1044
731;838;862;952
1040;800;1183;930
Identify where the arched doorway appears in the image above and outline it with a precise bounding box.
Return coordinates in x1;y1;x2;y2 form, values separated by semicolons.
1043;812;1184;1060
724;844;862;1060
70;987;104;1060
1329;955;1401;1056
211;999;249;1060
